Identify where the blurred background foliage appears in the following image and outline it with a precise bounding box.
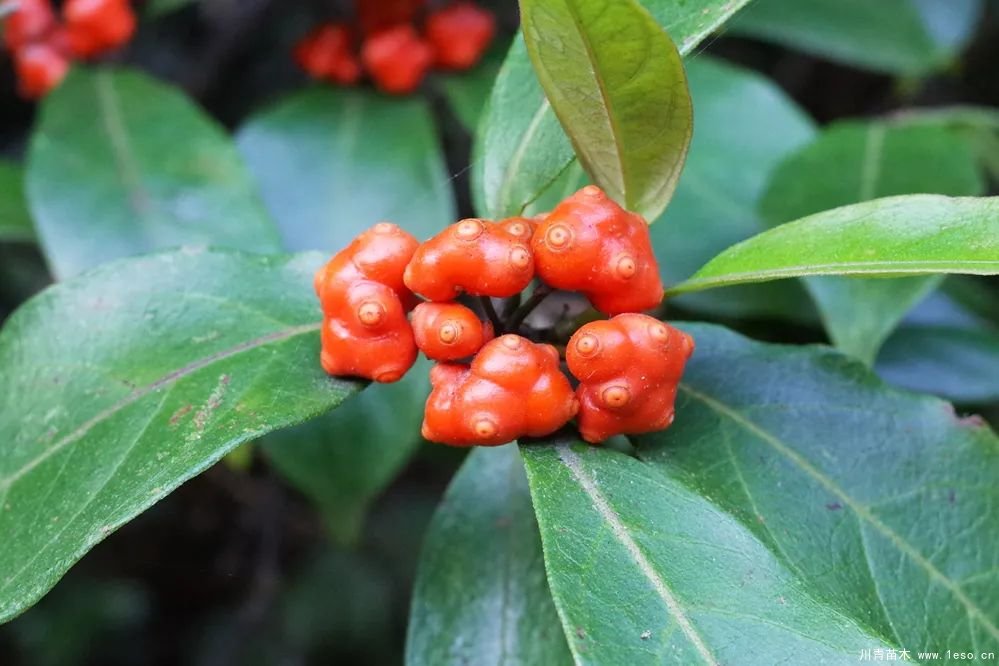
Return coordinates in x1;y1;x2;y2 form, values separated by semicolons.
1;0;997;663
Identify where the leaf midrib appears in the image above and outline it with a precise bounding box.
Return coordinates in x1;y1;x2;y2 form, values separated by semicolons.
555;443;720;665
675;382;999;645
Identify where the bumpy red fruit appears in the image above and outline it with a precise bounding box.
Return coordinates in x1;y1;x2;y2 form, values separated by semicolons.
315;222;420;382
422;334;578;446
14;41;69;99
2;0;56;51
532;185;664;315
361;24;432;95
567;314;693;443
294;23;362;85
63;0;135;59
411;302;493;361
404;219;534;300
425;2;495;71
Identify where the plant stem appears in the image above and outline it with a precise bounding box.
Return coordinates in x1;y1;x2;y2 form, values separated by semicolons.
479;296;503;333
506;285;553;332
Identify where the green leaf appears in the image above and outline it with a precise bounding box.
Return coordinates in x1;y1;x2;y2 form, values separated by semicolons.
877;325;999;405
439;48;505;133
669;195;999;295
653;56;816;321
876;285;999;404
473;0;753;220
26;67;281;280
263;358;431;545
759;121;985;365
237;88;455;252
519;0;692;220
523;323;999;663
0;161;34;243
406;445;572;666
731;0;978;75
0;249;357;623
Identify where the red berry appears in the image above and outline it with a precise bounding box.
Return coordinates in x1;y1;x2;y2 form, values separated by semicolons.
422;334;578;446
315;223;421;382
63;0;136;59
532;186;665;315
425;2;495;71
294;23;362;85
361;24;433;95
14;40;69;100
404;219;534;301
566;314;694;443
1;0;56;51
411;302;493;361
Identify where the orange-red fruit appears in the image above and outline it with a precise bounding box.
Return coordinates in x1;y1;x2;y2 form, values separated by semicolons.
14;41;69;100
532;185;664;315
356;0;426;36
315;223;421;382
566;314;694;443
404;218;535;300
1;0;56;51
294;23;362;85
63;0;136;59
425;2;495;71
411;302;493;361
361;24;433;95
422;334;579;446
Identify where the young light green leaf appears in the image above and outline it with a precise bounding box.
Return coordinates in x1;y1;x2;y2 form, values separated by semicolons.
27;68;281;280
473;0;754;220
237;88;454;252
519;0;692;220
523;323;999;663
760;121;985;365
669;195;999;295
263;359;431;545
0;161;34;243
731;0;978;75
651;56;816;321
406;445;571;666
0;249;357;623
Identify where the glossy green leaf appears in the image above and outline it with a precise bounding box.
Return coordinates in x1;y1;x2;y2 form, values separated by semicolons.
652;57;816;321
237;88;454;252
520;0;692;220
523;323;999;663
0;161;34;243
473;0;753;219
263;359;431;545
440;48;505;132
760;121;985;365
406;445;571;666
731;0;979;75
0;249;357;623
670;195;999;295
27;67;281;280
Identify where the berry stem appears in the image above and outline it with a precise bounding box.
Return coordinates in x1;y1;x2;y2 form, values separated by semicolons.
506;284;553;332
479;296;503;333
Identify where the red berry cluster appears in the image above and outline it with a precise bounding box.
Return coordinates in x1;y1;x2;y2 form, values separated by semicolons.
314;186;694;445
1;0;136;99
295;0;495;95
